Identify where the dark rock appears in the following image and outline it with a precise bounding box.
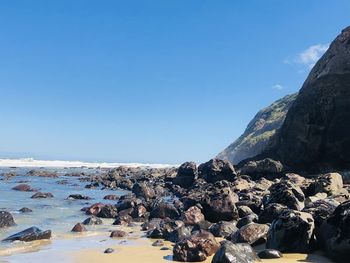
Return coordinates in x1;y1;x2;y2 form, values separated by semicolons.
103;194;119;200
258;203;288;224
319;200;350;262
202;187;239;222
212;240;259;263
173;230;220;262
302;199;337;227
238;206;254;218
97;204;118;218
209;221;238;238
152;239;164;247
3;227;51;242
67;194;91;200
19;207;33;213
0;211;16;228
173;162;198;188
240;158;284;179
71;223;87;232
31;192;54;199
130;205;148;220
314;173;346;196
82;216;103;225
113;214;133;226
265;181;305;211
266;209;315;253
150;202;180;220
198;159;237;183
104;248;114;254
12;184;35;192
86;203;105;216
181;206;205;226
258;249;282;259
236;214;258;229
132;183;155;201
230;223;269;246
110;230;127;238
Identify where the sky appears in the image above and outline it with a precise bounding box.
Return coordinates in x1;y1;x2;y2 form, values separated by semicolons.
0;1;349;164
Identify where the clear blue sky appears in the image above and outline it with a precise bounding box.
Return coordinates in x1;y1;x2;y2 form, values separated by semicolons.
0;1;349;164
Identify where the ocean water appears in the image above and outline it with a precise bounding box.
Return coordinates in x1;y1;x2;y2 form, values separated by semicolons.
0;167;130;259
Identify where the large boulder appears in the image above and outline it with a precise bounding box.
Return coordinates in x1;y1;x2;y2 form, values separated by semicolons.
211;240;259;263
132;183;155;201
240;158;284;179
264;26;350;172
319;200;350;262
266;209;315;253
258;203;287;224
181;206;205;226
198;159;236;183
173;162;198;188
97;204;118;218
230;223;269;246
202;187;239;222
173;230;220;262
265;181;305;211
150;202;180;220
3;227;51;242
314;173;345;196
0;211;16;228
209;221;238;238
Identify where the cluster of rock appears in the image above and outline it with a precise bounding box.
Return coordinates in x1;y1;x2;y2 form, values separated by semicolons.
81;159;350;262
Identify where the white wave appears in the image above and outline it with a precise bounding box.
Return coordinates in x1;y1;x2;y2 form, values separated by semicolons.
0;158;177;169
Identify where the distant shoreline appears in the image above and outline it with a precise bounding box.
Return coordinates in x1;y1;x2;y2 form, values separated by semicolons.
0;158;178;169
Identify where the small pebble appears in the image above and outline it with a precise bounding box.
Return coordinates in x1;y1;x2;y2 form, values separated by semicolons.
104;248;114;254
152;240;164;247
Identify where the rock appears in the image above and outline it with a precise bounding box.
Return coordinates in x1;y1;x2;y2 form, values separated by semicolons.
103;194;119;200
31;192;54;199
97;204;118;218
319;200;350;261
0;211;16;228
110;230;127;238
132;183;155;201
71;223;87;232
266;181;305;211
173;162;198;188
209;221;238;238
67;194;91;200
86;203;105;216
3;227;51;242
236;214;258;228
104;248;114;254
240;158;284;179
173;230;220;262
258;249;282;259
150;202;180;220
113;214;133;226
305;192;328;206
230;223;269;246
82;216;103;225
266;209;315;253
12;184;35;192
181;206;205;226
202;187;239;222
315;173;345;196
302;199;337;227
198;159;237;183
130;205;148;219
263;26;350;172
211;240;259;263
258;203;287;224
238;206;254;218
19;207;33;213
152;239;164;247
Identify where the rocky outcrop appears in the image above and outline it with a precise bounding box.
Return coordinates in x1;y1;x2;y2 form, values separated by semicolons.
266;209;315;253
3;227;51;242
173;230;220;262
0;211;15;228
218;93;297;164
212;240;259;263
265;26;350;172
173;162;198;188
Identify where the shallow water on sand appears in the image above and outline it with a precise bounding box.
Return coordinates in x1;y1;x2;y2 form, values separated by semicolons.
0;167;333;263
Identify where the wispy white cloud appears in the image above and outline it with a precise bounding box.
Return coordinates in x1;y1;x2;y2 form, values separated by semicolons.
272;84;284;91
284;43;329;69
296;44;329;68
